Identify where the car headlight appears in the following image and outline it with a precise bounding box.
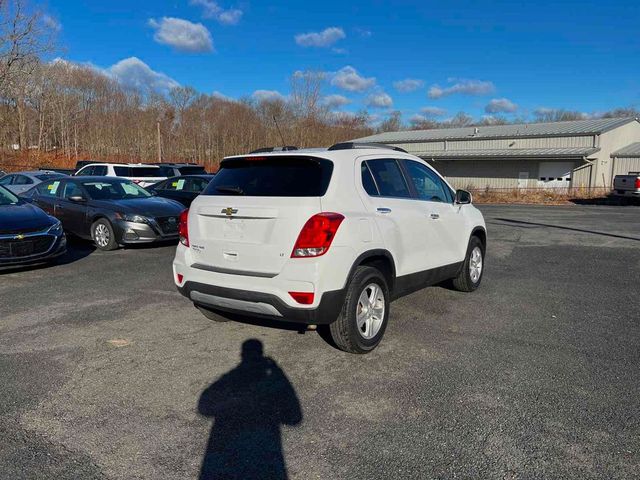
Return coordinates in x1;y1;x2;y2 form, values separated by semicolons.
47;221;63;235
118;213;150;224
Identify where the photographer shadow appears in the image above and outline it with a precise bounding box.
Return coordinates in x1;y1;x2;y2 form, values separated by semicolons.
198;339;303;480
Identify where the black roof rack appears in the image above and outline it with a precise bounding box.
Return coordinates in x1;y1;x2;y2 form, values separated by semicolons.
249;146;298;154
327;142;408;153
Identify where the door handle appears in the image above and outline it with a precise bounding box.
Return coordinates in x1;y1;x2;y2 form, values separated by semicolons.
430;213;440;219
376;207;392;214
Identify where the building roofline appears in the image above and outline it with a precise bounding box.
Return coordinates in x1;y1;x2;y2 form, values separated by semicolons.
352;117;638;144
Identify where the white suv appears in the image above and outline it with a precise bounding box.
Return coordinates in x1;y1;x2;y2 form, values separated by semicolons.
75;163;166;188
173;143;486;353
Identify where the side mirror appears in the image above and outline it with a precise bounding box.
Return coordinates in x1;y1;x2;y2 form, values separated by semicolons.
69;195;87;203
455;189;472;205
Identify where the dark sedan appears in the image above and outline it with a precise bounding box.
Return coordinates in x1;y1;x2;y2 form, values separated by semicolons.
146;175;214;207
23;176;184;251
0;185;66;268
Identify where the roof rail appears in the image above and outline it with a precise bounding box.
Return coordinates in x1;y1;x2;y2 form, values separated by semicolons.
328;142;408;153
249;146;298;154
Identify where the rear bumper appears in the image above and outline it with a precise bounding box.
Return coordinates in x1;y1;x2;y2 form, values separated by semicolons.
612;190;640;197
177;281;346;325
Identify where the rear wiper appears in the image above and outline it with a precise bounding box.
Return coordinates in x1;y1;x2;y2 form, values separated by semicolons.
215;185;245;195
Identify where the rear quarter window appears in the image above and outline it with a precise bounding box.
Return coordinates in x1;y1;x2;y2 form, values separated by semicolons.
203;156;333;197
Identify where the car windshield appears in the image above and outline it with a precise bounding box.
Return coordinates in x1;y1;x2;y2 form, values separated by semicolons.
81;180;151;200
0;185;20;205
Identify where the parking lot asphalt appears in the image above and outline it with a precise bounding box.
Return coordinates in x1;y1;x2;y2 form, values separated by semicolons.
1;204;639;479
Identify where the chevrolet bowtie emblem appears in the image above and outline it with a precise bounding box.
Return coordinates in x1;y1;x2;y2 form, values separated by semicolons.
222;207;238;216
14;234;25;240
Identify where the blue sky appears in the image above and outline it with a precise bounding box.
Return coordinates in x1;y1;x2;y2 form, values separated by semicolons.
47;0;639;123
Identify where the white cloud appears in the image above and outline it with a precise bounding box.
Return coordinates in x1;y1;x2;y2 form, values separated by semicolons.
485;98;518;113
148;17;213;53
428;79;495;99
331;66;376;92
323;94;350;108
393;78;424;93
252;90;285;102
295;27;346;48
410;114;429;124
42;14;61;32
212;91;235;101
108;57;179;92
190;0;243;25
365;91;393;108
421;106;447;117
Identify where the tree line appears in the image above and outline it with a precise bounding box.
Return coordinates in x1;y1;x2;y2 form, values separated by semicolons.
1;0;638;172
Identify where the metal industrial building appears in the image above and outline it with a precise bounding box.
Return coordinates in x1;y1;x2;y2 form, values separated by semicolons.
353;117;640;190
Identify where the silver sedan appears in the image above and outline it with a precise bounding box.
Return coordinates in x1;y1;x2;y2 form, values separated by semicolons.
0;170;67;195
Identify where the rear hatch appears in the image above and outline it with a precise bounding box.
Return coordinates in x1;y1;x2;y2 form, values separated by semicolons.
188;155;333;276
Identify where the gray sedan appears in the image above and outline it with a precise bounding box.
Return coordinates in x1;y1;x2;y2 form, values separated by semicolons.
0;170;67;195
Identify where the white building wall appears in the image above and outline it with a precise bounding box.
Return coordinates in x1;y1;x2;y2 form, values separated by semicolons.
597;121;640;186
611;157;640;176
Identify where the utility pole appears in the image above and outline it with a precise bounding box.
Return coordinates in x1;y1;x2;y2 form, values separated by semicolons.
156;121;162;162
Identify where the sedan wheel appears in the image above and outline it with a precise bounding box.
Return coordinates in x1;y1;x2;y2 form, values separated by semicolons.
92;219;118;251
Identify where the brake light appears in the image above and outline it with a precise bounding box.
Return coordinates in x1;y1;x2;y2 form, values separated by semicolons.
291;212;344;258
179;209;189;246
635;178;640;189
289;291;314;304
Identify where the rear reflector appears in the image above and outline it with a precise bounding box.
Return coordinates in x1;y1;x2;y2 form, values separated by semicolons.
289;291;314;305
176;273;184;284
291;212;344;258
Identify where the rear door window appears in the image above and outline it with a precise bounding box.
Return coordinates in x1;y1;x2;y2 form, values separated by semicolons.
36;180;62;197
361;163;379;196
14;175;33;185
203;156;333;197
0;175;14;185
365;159;411;198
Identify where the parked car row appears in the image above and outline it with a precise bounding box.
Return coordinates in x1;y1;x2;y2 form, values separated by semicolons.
0;165;214;267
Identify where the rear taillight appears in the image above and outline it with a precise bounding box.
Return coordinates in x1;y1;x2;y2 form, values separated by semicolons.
179;209;189;246
291;212;344;258
635;178;640;189
176;273;184;284
289;291;314;304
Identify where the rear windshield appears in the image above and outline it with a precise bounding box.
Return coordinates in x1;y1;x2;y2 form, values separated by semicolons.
178;166;207;174
202;156;333;197
36;173;64;181
114;166;161;177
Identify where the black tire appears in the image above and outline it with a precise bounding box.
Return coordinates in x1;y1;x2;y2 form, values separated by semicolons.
91;218;118;251
452;236;485;292
196;306;230;322
329;266;390;354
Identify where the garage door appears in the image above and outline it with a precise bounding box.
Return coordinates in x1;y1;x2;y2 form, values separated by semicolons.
538;162;574;188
